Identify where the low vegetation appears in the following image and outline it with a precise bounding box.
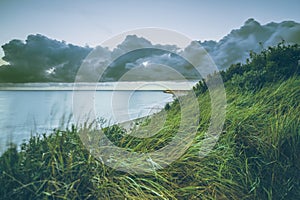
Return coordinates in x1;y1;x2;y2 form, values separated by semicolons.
0;43;299;199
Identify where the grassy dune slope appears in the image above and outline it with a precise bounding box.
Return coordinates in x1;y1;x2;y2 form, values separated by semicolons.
0;43;299;199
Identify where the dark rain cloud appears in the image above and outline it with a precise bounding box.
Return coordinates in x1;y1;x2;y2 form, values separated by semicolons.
0;34;91;82
1;19;300;83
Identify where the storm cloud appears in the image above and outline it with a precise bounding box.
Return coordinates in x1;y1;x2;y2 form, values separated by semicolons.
0;34;91;82
1;19;300;83
200;18;300;70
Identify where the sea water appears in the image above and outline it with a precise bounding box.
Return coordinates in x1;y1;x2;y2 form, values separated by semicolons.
0;89;174;153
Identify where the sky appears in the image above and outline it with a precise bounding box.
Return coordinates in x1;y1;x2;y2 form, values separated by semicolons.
1;0;300;64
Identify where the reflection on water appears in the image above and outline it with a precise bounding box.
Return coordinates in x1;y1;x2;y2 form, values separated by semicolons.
0;90;173;154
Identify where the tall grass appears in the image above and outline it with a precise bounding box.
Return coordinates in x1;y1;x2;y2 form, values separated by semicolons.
0;77;299;199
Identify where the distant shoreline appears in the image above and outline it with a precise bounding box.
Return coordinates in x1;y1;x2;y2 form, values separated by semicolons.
0;81;197;91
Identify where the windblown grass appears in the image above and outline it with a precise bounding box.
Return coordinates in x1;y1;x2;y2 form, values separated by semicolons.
0;76;299;199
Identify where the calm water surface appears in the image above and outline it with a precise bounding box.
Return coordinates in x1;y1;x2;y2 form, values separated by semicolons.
0;90;173;153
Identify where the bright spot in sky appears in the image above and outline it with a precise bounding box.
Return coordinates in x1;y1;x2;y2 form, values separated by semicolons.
46;67;55;74
0;59;8;66
142;61;149;67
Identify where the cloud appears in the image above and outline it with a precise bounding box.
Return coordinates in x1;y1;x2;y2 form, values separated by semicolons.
1;19;300;82
83;35;201;82
0;34;91;82
107;51;200;81
200;18;300;70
